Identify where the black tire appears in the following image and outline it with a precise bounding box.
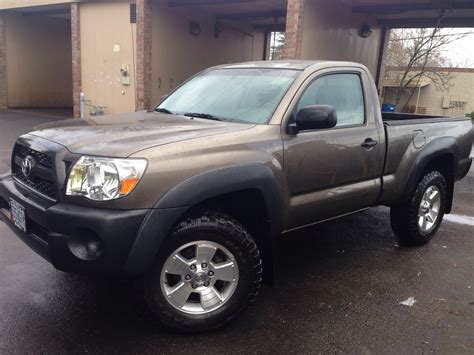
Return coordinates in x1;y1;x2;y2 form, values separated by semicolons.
144;213;263;332
390;170;447;246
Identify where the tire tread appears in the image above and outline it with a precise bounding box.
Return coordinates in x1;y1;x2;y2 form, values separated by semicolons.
390;170;447;246
144;212;262;332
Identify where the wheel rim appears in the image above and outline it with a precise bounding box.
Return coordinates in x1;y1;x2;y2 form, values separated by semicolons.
160;240;239;315
418;185;441;232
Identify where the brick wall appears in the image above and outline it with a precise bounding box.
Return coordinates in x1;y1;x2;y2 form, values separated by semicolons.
283;0;305;60
71;3;81;117
136;0;152;111
0;13;7;109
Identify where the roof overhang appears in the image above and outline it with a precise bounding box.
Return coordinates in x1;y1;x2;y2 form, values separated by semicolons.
0;1;83;11
348;0;474;28
168;0;288;27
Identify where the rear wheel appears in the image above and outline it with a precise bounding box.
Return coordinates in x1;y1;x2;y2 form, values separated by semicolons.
390;170;447;246
145;213;262;332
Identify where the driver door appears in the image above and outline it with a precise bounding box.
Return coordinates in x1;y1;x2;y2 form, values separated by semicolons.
283;68;384;229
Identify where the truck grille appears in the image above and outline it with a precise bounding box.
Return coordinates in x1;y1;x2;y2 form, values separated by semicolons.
19;146;53;168
12;144;56;200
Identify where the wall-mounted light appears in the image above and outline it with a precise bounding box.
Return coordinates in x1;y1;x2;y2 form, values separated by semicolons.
189;21;202;36
358;24;373;38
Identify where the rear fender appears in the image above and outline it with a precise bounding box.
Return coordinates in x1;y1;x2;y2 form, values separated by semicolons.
401;137;458;212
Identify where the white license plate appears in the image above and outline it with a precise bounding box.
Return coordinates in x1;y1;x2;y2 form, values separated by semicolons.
10;199;26;232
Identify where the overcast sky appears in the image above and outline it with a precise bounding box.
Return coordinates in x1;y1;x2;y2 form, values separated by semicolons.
440;28;474;67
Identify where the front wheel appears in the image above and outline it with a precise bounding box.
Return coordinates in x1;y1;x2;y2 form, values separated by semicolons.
390;170;447;246
144;213;263;332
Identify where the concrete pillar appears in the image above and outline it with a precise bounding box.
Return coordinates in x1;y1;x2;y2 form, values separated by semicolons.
136;0;152;111
0;13;7;109
375;26;392;97
71;3;82;118
283;0;305;60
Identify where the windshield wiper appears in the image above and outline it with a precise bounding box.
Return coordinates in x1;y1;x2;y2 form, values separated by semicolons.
184;112;224;121
154;107;174;114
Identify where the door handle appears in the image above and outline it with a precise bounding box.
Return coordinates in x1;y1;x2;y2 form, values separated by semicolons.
361;138;378;149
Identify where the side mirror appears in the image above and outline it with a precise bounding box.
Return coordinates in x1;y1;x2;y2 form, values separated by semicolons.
295;105;337;131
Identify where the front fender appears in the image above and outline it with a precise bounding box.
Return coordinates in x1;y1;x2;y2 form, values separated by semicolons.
124;164;282;276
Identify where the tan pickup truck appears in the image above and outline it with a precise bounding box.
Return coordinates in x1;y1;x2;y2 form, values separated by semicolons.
0;61;472;332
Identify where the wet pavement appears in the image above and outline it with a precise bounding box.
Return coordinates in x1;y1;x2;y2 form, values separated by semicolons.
0;111;473;354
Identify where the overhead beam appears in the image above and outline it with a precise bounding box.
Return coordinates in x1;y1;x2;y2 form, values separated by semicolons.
21;9;71;16
353;1;474;14
216;10;286;21
169;0;258;7
253;24;286;31
378;17;474;28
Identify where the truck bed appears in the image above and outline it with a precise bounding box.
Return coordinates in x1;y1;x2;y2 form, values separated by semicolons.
380;113;472;204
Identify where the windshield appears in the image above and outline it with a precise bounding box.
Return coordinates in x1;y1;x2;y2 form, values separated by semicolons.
157;68;300;124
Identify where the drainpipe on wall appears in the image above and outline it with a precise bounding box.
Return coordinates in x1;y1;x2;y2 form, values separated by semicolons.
80;92;85;119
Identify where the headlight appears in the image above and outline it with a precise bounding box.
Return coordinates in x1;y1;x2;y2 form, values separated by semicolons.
66;156;147;201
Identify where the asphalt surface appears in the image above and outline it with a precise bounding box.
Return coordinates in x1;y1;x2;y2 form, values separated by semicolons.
0;110;473;354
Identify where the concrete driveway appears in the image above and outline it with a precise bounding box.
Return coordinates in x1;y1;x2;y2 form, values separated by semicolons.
0;111;473;353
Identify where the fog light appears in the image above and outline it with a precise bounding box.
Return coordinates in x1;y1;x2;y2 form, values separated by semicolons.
67;229;104;261
85;240;103;259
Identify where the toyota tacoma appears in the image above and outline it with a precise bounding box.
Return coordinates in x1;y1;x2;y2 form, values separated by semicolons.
0;61;472;332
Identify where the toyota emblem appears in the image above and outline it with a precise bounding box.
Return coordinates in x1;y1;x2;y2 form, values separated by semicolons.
21;155;36;179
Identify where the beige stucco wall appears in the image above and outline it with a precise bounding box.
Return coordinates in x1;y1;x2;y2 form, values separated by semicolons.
384;70;474;117
150;0;266;104
300;0;382;77
0;0;78;10
5;11;72;107
80;0;136;115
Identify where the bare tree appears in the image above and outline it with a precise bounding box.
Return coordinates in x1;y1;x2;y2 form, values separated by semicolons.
269;31;285;60
385;27;472;111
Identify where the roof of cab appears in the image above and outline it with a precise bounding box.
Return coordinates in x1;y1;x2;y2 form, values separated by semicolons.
215;60;367;71
217;60;320;70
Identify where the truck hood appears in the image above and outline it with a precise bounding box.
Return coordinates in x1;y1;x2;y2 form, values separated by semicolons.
28;111;255;157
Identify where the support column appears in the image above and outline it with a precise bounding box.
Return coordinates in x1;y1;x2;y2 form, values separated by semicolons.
375;26;391;98
71;3;82;118
283;0;305;60
136;0;152;111
0;12;7;110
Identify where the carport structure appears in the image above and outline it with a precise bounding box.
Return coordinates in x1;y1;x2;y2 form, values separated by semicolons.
0;3;73;115
1;0;473;117
281;0;474;96
140;0;289;111
139;0;474;109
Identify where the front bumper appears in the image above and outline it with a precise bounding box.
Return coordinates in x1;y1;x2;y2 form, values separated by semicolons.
0;174;148;275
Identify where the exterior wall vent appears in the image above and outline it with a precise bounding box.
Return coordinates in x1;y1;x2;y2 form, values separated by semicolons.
130;4;137;24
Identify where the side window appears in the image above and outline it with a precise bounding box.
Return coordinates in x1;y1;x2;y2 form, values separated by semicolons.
296;73;365;127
